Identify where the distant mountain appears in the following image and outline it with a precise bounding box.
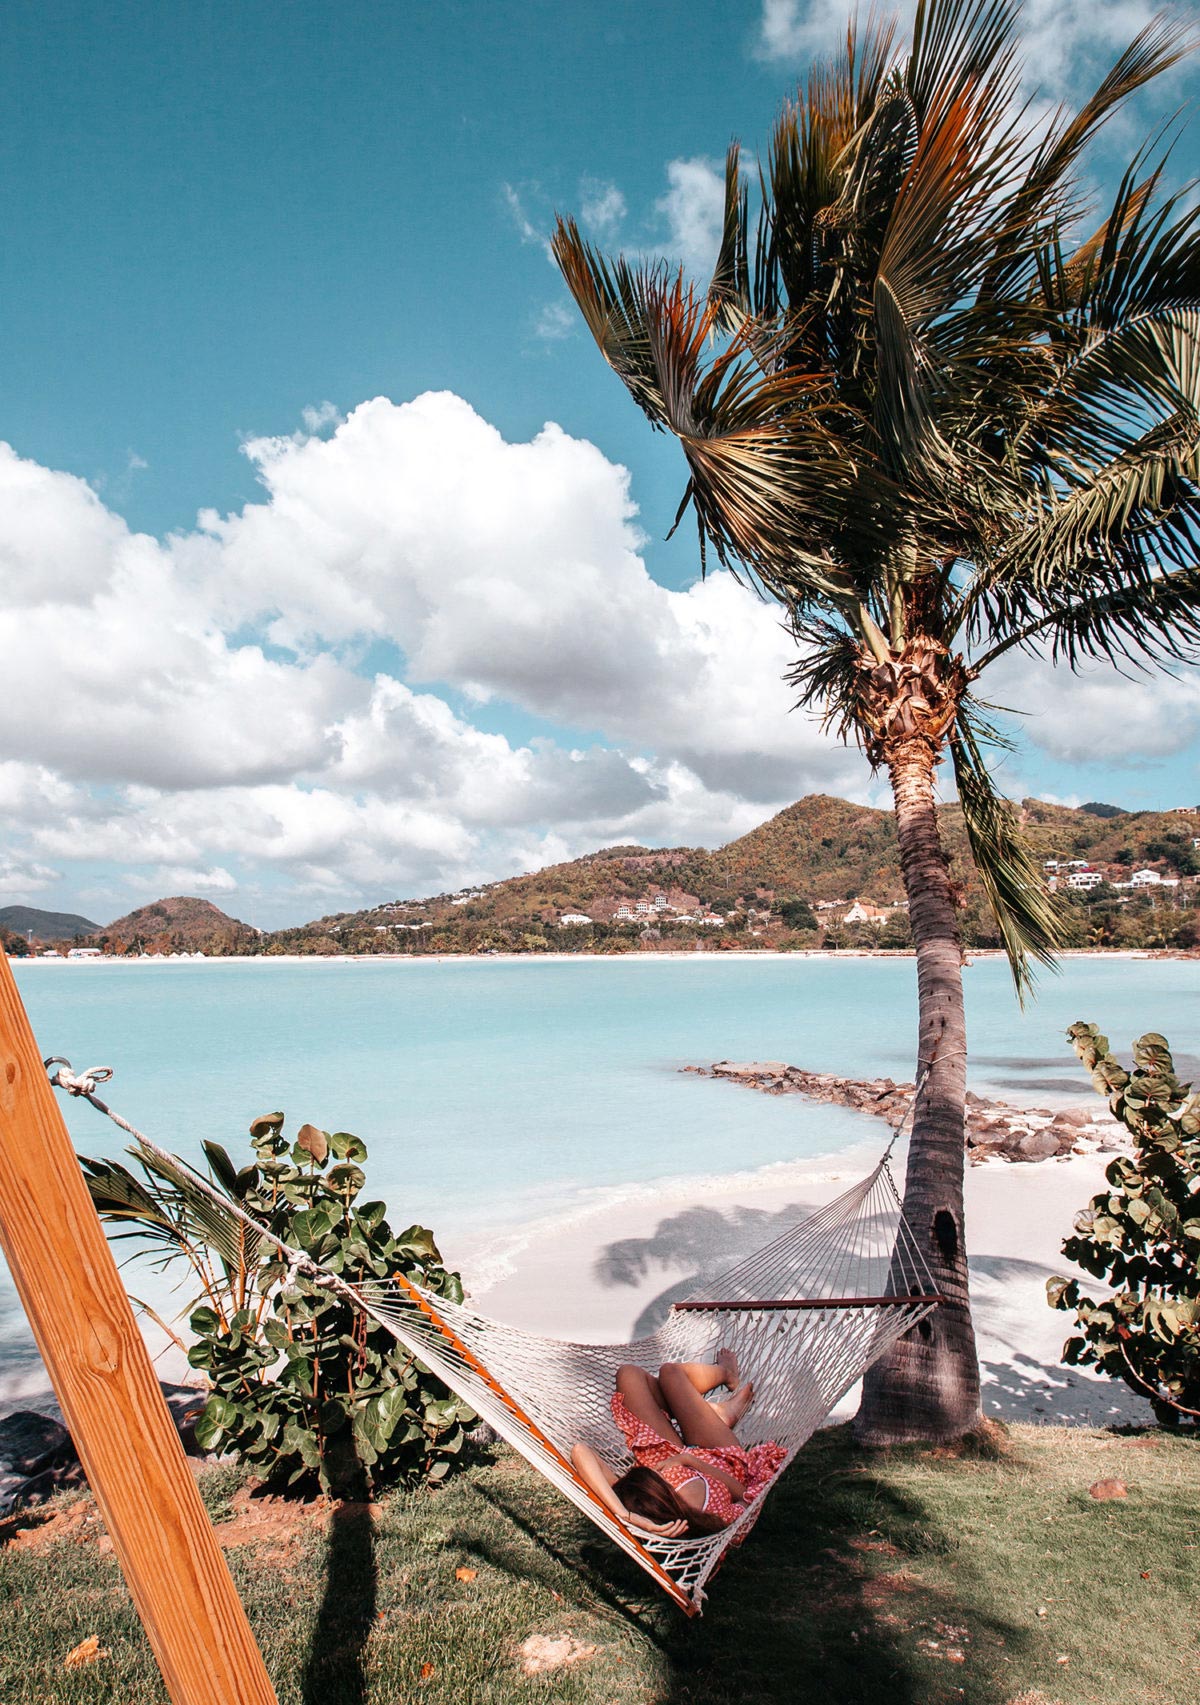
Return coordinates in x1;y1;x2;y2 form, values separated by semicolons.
97;896;260;954
12;794;1193;962
714;795;904;902
0;904;101;941
264;793;1199;955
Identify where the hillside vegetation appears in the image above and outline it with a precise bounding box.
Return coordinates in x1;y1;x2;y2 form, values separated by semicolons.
8;797;1197;958
0;905;100;941
266;795;1200;957
93;897;260;956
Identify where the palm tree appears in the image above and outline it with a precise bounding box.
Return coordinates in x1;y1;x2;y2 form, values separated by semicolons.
553;0;1200;1441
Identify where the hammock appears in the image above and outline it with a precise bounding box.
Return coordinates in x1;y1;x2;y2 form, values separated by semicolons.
49;1061;940;1614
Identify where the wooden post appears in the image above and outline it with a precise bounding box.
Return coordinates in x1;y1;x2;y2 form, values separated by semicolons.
0;952;278;1705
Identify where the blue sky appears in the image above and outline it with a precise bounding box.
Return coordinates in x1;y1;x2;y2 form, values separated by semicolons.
1;1;1198;928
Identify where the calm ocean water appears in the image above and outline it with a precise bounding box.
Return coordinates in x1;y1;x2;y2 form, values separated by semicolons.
3;954;1196;1390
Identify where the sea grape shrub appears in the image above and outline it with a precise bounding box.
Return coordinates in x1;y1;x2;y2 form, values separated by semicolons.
1048;1024;1200;1427
84;1116;475;1495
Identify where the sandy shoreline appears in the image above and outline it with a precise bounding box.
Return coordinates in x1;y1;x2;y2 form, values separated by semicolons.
10;948;1164;965
457;1139;1150;1430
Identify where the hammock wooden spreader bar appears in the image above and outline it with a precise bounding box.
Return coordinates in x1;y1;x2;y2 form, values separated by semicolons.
674;1294;944;1312
49;1057;943;1615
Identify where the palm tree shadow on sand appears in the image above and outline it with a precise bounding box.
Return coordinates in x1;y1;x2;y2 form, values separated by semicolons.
592;1200;819;1339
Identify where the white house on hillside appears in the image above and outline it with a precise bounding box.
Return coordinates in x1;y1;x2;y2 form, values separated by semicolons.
843;900;891;925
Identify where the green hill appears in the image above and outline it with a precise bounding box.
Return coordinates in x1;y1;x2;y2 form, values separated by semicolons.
14;796;1194;961
0;904;101;941
715;795;903;902
265;794;1199;955
95;897;260;955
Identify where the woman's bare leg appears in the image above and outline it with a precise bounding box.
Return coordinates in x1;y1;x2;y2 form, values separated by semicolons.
614;1364;679;1445
659;1361;753;1451
665;1350;755;1431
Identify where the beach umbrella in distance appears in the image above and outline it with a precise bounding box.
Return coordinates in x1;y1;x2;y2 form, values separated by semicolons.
552;0;1200;1442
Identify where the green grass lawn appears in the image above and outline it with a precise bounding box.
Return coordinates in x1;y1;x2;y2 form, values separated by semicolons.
2;1423;1197;1705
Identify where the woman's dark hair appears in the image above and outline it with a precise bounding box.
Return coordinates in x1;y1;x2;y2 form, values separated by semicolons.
613;1466;726;1537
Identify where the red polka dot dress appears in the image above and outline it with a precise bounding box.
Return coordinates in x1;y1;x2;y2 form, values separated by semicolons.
611;1393;785;1532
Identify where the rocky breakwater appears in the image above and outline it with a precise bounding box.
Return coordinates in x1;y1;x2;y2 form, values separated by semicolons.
684;1061;1123;1165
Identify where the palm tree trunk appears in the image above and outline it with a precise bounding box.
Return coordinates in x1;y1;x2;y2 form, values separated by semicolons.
854;743;982;1444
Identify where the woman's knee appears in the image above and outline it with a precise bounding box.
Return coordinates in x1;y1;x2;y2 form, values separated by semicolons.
616;1364;649;1394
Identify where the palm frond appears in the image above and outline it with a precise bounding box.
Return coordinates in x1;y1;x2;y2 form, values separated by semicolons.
974;557;1200;674
965;304;1200;649
81;1155;183;1248
1047;171;1157;311
756;10;900;325
551;220;673;426
949;714;1066;999
135;1143;267;1275
984;411;1200;627
1030;294;1200;476
708;143;751;337
785;615;862;741
980;13;1196;297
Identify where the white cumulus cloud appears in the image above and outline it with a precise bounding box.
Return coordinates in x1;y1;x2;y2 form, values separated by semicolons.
580;177;627;237
2;387;1192;926
757;0;1183;106
656;157;727;280
989;648;1200;765
0;396;874;923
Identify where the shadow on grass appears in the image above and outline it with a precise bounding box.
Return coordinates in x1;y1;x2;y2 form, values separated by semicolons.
301;1502;377;1705
465;1473;643;1625
476;1425;1037;1705
653;1426;1036;1705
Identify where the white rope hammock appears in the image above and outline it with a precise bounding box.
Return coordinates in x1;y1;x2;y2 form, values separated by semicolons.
48;1059;941;1614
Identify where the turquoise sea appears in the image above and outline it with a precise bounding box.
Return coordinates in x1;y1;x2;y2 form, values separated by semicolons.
3;954;1197;1390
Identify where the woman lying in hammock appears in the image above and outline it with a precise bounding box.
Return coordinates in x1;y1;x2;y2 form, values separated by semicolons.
572;1350;785;1539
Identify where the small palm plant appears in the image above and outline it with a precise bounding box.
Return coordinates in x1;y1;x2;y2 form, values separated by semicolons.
554;0;1200;1439
82;1114;473;1495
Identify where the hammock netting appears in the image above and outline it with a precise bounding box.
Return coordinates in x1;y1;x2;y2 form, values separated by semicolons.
50;1064;940;1614
355;1157;938;1609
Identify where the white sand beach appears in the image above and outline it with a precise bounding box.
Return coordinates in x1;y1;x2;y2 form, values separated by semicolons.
463;1140;1152;1429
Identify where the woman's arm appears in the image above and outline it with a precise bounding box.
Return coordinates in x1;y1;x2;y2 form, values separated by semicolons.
570;1444;687;1538
571;1444;625;1519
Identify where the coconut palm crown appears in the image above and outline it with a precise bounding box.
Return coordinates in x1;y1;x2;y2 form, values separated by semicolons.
553;0;1200;1442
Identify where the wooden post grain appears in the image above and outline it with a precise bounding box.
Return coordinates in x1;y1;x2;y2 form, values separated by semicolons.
0;952;278;1705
